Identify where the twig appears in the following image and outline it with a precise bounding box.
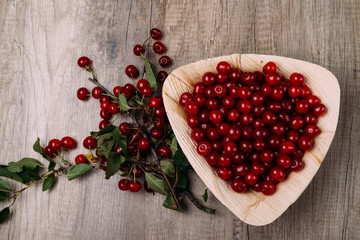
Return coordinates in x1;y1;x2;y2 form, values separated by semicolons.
162;172;181;209
88;78;118;103
183;190;216;214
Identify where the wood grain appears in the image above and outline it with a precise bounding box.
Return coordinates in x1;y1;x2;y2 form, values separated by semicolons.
0;0;358;239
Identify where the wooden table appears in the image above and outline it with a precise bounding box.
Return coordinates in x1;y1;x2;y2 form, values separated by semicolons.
0;0;358;239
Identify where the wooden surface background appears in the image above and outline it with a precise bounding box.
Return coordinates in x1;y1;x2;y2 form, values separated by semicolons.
0;0;358;239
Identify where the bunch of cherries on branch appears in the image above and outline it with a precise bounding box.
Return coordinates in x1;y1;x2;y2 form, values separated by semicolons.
76;28;173;193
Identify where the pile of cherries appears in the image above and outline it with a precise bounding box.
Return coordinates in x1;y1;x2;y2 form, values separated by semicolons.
75;28;172;193
180;61;326;195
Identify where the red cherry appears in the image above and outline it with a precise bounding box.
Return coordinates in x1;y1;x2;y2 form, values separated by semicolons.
217;167;233;180
206;152;219;166
185;101;199;116
125;65;139;78
83;136;97;149
100;100;110;111
295;100;310;114
149;98;161;108
153;41;166;54
202;72;216;86
119;122;131;135
157;71;168;83
92;87;103;99
191;84;204;96
48;139;61;152
138;138;150;150
128;181;141;192
291;158;305;172
159;56;172;67
77;56;91;68
261;181;275;195
61;136;76;149
133;44;145;56
77;88;89;101
229;68;242;82
108;103;119;114
270;166;286;182
157;146;171;158
113;86;122;97
279;141;296;154
265;72;282;86
312;103;327;117
75;154;87;164
209;110;224;124
240;72;255;85
179;92;193;107
298;135;314;151
44;146;54;157
118;179;129;191
150;127;163;139
244;172;259;185
137;79;149;89
290;73;305;86
216;61;232;74
231;178;247;193
262;62;277;75
154;107;166;118
233;163;250;177
150;28;162;39
305;124;320;137
276;155;292;168
251;162;266;175
154;117;166;128
288;86;301;97
196;141;212;156
141;86;153;97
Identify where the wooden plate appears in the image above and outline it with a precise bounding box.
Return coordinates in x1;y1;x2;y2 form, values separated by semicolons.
162;54;340;226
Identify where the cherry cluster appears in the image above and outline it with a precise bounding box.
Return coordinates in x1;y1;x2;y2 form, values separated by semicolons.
44;137;77;157
76;28;172;193
180;61;326;195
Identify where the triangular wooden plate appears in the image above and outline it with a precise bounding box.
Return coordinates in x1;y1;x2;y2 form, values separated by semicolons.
162;54;340;226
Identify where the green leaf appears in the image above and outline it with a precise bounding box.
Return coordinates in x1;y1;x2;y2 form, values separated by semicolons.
170;136;178;157
202;189;208;202
105;153;125;179
144;59;157;91
48;162;55;171
0;178;11;193
18;168;41;184
0;192;7;201
66;164;93;181
144;172;170;195
7;158;44;173
175;172;187;190
33;137;43;154
160;160;175;178
33;138;55;163
112;128;127;156
0;207;10;224
0;166;23;183
119;93;131;111
90;131;98;138
163;195;184;212
97;133;115;159
96;125;116;137
42;175;56;191
173;148;190;172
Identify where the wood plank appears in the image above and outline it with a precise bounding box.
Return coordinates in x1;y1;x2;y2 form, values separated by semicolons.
0;0;359;239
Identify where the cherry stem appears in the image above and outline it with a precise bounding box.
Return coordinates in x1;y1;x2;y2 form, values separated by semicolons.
88;78;119;103
183;190;216;214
